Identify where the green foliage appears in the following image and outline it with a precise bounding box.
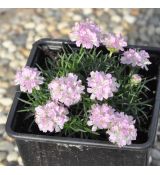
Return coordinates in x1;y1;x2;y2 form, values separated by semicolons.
19;45;153;136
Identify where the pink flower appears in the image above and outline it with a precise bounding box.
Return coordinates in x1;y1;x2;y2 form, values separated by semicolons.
131;74;142;85
70;19;101;49
35;101;69;133
120;49;151;70
48;73;85;106
101;33;127;52
87;71;119;101
87;103;137;147
15;66;44;93
87;104;116;131
106;112;137;147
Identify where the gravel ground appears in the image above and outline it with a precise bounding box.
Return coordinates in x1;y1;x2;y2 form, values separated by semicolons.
0;8;160;166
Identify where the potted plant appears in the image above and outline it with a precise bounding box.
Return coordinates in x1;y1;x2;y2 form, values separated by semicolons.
6;20;160;166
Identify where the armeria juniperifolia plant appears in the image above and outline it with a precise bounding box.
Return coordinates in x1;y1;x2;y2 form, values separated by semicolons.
15;19;153;147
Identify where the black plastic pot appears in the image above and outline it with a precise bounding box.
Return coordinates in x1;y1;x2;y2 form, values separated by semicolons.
6;39;160;166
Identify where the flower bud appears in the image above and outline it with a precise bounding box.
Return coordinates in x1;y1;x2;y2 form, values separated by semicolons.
131;74;142;85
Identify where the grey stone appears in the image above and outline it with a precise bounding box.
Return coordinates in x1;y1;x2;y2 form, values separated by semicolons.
140;33;149;42
35;24;45;32
57;22;68;30
50;10;62;21
155;27;160;35
139;27;147;34
0;152;7;161
0;115;7;125
0;98;12;107
0;59;10;66
149;156;152;165
150;17;160;27
32;16;42;24
8;45;16;53
124;15;136;24
121;9;130;16
24;22;35;29
151;148;160;160
12;33;27;46
73;15;82;21
147;26;155;36
18;156;23;165
2;40;13;49
14;146;19;152
2;132;14;142
7;151;19;162
143;10;154;22
113;26;123;33
146;9;154;18
111;15;121;23
136;20;146;27
0;88;7;95
151;159;160;166
0;125;5;135
0;141;14;152
83;9;92;15
155;138;160;150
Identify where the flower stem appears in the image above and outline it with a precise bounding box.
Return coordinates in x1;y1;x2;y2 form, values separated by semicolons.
109;51;113;58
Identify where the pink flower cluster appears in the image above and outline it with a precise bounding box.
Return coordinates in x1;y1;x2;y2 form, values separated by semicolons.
15;66;44;93
131;74;142;85
48;73;85;106
35;101;69;133
15;20;150;147
107;112;137;147
87;104;116;131
121;49;151;70
70;20;151;71
87;71;119;101
101;33;127;52
88;104;137;147
70;19;101;49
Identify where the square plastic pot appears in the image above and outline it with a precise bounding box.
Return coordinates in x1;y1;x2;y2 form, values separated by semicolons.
6;39;160;166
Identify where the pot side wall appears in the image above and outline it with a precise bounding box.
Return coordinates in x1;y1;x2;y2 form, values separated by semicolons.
16;140;149;166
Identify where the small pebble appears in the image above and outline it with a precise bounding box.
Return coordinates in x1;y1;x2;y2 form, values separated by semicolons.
7;152;19;162
0;88;6;95
83;9;92;15
155;27;160;35
0;141;14;152
151;148;160;160
24;22;35;29
0;152;7;161
0;98;12;107
12;33;27;46
0;125;5;135
0;115;7;125
18;156;23;165
111;15;121;23
151;159;160;166
73;15;82;21
124;15;136;24
2;40;13;48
